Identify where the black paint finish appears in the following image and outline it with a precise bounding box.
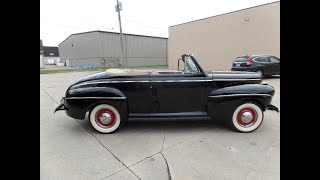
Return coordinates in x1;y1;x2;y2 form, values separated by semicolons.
55;54;278;123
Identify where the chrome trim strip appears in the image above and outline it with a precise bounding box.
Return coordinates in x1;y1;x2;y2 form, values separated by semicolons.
95;80;150;83
153;79;259;82
65;97;126;100
151;79;206;82
211;79;261;81
74;78;261;87
208;94;272;98
73;81;149;87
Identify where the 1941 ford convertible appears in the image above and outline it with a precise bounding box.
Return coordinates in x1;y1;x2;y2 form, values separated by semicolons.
55;54;279;133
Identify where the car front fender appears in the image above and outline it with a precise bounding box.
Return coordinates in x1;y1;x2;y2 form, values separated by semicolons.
207;84;275;121
66;86;126;98
57;87;127;120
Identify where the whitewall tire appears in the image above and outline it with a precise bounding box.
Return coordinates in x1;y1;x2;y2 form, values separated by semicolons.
231;103;264;132
90;104;121;133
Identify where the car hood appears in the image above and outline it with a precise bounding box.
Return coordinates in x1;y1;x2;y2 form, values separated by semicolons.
72;69;154;85
72;72;110;85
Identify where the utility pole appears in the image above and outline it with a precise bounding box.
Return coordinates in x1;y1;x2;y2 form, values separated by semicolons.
115;0;126;67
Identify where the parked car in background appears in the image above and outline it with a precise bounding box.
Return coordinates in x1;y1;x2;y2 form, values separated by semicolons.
231;55;280;77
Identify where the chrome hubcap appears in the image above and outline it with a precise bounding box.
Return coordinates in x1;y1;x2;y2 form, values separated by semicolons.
241;111;253;123
237;107;258;127
100;113;112;124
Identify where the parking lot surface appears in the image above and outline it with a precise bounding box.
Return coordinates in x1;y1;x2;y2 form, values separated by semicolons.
40;72;280;180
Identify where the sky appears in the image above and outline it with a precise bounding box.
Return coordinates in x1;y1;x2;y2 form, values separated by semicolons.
40;0;279;46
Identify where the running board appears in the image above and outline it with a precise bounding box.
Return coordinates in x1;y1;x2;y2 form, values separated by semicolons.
128;116;212;122
129;111;206;118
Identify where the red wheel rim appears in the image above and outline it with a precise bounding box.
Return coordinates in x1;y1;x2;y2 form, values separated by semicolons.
95;108;116;128
236;108;257;127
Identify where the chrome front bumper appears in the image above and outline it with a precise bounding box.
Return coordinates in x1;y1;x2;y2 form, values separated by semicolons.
54;97;67;113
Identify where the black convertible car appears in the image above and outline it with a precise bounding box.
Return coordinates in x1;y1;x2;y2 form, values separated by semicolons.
55;54;279;133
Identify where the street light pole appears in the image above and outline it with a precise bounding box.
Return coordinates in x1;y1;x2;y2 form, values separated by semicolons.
116;0;126;67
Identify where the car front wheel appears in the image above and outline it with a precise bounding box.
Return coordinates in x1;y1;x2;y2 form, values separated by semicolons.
89;104;121;133
230;102;264;132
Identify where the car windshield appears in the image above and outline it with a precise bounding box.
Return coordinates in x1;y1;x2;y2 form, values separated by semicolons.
185;56;199;73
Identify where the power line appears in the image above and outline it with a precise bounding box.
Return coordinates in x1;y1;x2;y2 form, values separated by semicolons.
121;16;167;30
40;23;119;30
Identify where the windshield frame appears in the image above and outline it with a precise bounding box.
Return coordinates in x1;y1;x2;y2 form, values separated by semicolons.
185;56;200;73
181;54;206;76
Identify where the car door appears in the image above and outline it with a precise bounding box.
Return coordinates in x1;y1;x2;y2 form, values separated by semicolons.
253;56;272;75
269;56;280;75
149;74;207;115
110;76;154;114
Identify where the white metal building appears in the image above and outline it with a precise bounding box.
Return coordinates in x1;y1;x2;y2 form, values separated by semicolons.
59;31;168;67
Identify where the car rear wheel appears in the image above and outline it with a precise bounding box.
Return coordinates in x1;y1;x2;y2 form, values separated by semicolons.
230;102;264;133
256;69;264;77
89;104;121;133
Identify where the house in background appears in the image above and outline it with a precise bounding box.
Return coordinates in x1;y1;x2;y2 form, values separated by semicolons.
43;46;60;65
40;40;45;68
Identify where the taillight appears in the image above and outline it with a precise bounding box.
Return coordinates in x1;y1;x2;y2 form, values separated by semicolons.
247;57;252;65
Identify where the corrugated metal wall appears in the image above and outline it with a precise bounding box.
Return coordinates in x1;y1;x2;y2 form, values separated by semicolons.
97;32;122;66
59;32;99;63
59;31;167;67
124;35;167;66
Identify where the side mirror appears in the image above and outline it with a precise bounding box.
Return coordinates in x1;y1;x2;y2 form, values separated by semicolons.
178;58;185;71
